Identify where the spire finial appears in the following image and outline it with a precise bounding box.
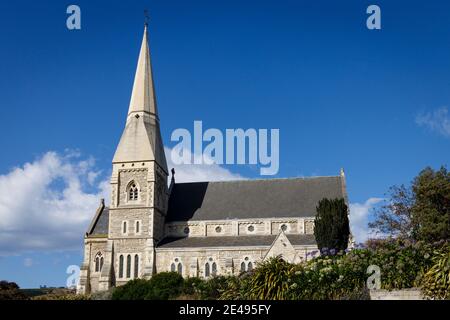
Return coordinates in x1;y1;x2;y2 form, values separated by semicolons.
144;9;150;27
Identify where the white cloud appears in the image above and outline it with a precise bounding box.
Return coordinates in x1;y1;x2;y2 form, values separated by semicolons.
349;198;384;244
0;151;110;256
165;147;244;183
23;258;33;267
0;148;243;256
416;107;450;138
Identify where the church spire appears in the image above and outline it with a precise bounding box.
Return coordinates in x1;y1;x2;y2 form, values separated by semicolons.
127;23;158;120
112;24;168;174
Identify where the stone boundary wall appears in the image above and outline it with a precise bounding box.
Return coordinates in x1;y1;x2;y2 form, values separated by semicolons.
370;288;424;300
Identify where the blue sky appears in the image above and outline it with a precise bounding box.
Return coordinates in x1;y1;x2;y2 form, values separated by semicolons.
0;0;449;288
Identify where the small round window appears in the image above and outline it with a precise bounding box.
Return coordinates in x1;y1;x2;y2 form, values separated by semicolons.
215;226;222;233
281;224;288;232
247;225;254;232
184;227;190;234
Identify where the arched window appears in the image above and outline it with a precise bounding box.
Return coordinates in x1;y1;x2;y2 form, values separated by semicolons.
119;255;124;278
134;255;139;278
95;256;100;272
170;263;176;272
240;258;254;272
95;252;103;272
136;221;140;234
205;263;210;277
122;221;127;234
211;262;217;276
126;255;131;278
177;263;182;275
128;182;138;201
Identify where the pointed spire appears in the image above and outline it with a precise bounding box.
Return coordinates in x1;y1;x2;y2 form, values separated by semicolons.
128;24;158;119
112;25;168;174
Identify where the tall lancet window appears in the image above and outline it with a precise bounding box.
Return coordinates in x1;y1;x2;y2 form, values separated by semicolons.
128;182;139;201
134;255;139;279
119;255;124;278
126;255;131;278
95;252;103;272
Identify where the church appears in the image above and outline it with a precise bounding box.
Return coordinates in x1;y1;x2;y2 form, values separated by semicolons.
77;25;349;294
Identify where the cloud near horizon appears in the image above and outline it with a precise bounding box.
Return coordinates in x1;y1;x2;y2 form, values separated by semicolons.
0;151;110;256
349;198;384;243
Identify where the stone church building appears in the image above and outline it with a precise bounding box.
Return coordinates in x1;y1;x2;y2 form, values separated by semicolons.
77;25;349;294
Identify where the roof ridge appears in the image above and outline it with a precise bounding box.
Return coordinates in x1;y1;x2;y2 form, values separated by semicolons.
174;175;341;185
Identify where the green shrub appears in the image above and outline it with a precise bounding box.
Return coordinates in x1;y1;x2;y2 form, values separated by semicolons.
421;249;450;299
145;272;184;300
182;277;205;296
112;279;153;300
246;257;295;300
198;276;229;300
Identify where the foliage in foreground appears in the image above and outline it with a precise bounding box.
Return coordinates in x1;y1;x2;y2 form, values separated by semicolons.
111;272;229;300
221;240;448;300
421;250;450;300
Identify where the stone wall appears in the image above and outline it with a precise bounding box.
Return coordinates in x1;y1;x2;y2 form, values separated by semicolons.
164;217;315;238
369;288;424;300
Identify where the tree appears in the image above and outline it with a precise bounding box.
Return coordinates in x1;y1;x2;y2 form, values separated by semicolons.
368;185;414;239
369;166;450;242
0;281;28;300
314;198;350;251
411;166;450;242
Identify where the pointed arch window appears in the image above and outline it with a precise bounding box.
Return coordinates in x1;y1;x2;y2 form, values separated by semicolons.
128;182;139;201
126;255;131;278
205;263;210;277
119;255;124;278
134;255;139;278
241;257;254;272
95;252;103;272
95;257;100;272
211;262;217;276
170;258;183;275
122;221;128;234
204;258;217;278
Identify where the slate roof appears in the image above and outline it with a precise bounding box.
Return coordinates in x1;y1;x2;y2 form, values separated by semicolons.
166;176;345;222
86;205;109;237
157;234;317;249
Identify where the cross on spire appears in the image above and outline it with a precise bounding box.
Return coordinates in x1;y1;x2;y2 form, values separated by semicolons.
144;9;150;26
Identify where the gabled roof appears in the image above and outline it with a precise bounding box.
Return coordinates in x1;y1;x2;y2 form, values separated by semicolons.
157;234;316;249
86;203;109;237
166;176;346;222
